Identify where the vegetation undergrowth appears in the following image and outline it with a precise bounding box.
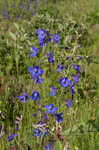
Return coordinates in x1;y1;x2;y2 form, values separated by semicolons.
0;0;99;150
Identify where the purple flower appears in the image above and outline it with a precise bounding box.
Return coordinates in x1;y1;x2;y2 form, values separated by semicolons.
30;46;38;58
33;122;48;138
17;92;28;102
44;143;52;150
45;104;58;115
69;85;75;95
26;0;31;11
2;9;7;19
41;112;48;121
65;56;70;60
58;77;72;87
37;121;48;137
52;34;59;44
72;64;80;71
54;112;63;123
39;39;44;47
30;91;40;102
8;134;18;142
57;65;64;72
32;112;37;117
33;128;42;137
77;56;82;60
48;52;54;63
72;74;80;84
28;66;43;78
34;76;43;84
36;29;47;40
49;86;57;96
66;99;72;108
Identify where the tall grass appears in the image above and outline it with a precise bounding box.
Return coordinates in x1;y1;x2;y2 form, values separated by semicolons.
0;0;99;149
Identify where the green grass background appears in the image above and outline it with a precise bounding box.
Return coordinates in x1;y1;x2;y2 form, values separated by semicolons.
0;0;99;149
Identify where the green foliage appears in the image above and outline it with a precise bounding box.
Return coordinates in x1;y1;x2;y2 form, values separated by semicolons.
0;0;99;149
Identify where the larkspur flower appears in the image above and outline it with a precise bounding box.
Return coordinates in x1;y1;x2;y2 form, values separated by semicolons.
41;112;48;121
32;112;37;117
69;85;75;95
54;112;63;123
58;77;72;87
52;34;59;44
49;85;57;96
45;104;53;114
38;39;44;47
72;74;80;84
37;121;49;137
72;64;80;71
30;91;40;102
65;56;70;60
48;52;54;63
77;56;82;60
8;133;18;142
57;64;64;72
34;76;43;84
33;128;42;137
45;104;58;115
36;29;47;40
44;143;52;150
66;99;72;108
30;46;38;58
51;106;58;115
2;9;7;19
28;66;43;78
17;92;28;102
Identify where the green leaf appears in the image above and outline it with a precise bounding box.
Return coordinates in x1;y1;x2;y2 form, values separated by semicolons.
14;23;20;30
64;121;86;135
9;32;16;41
55;140;63;150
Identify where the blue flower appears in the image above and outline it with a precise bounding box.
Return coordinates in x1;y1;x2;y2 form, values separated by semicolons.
38;39;44;47
58;77;72;87
41;112;48;121
69;85;75;95
72;64;80;71
52;34;59;44
34;76;43;84
30;91;40;102
65;56;70;60
33;128;42;137
44;143;52;150
30;46;38;58
54;112;63;123
77;56;82;60
57;64;64;72
28;66;43;78
66;99;72;108
51;106;58;115
37;121;48;136
49;86;57;96
45;104;53;114
17;92;28;102
8;133;18;142
72;74;80;84
48;52;54;63
45;104;58;115
36;29;47;40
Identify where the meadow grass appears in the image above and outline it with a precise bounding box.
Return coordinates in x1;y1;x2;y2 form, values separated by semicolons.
0;0;99;149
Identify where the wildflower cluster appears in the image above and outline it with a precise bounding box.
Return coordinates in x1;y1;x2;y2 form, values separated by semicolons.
1;0;38;21
9;27;83;149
